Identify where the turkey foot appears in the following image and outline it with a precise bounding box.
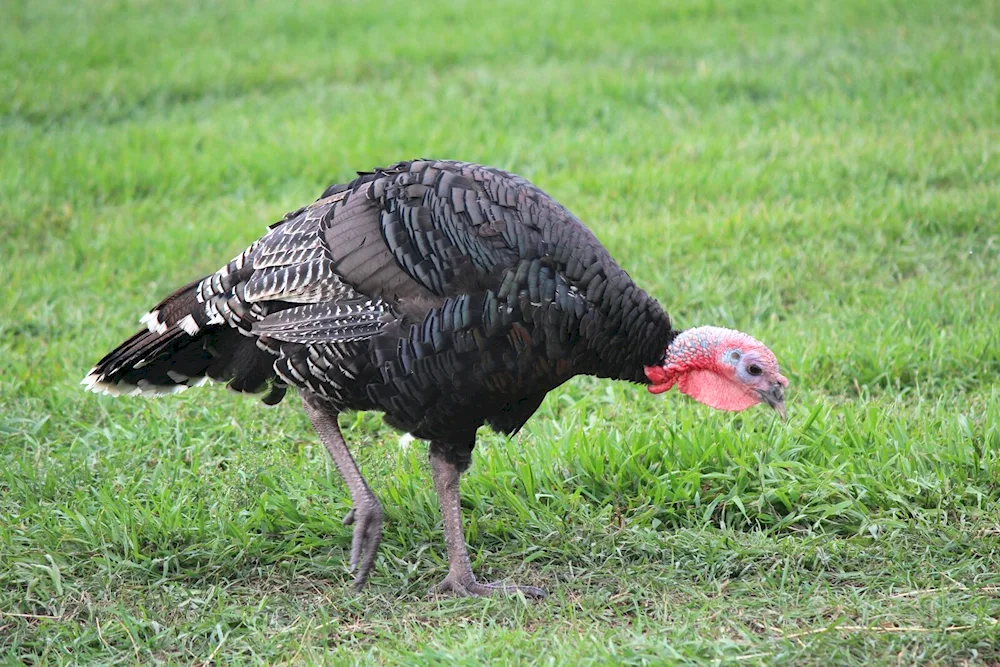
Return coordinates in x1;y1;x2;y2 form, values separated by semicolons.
346;495;383;591
434;571;547;598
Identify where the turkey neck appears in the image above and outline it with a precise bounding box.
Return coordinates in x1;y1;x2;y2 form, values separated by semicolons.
579;273;677;384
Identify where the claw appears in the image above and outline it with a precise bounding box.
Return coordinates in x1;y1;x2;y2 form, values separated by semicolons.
342;507;356;526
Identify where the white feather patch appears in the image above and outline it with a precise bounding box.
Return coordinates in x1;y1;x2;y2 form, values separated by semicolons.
80;369;205;397
82;376;190;397
140;310;168;334
178;314;201;335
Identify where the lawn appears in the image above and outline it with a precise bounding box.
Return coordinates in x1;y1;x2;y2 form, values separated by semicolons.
1;0;999;663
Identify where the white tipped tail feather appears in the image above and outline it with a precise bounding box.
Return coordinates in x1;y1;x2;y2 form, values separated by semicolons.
81;370;210;396
177;314;202;336
81;366;208;397
140;309;168;334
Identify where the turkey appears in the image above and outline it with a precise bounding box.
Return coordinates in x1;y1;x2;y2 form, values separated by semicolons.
83;159;788;597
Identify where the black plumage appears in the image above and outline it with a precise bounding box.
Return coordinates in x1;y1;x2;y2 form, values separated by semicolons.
84;159;678;596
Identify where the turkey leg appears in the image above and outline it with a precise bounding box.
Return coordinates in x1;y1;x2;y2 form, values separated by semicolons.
302;395;383;592
429;441;547;598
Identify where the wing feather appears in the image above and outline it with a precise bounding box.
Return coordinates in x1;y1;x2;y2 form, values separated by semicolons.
252;300;389;344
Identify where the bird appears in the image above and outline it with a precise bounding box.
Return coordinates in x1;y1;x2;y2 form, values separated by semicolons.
83;159;788;597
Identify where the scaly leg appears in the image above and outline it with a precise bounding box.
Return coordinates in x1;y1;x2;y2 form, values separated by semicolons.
429;441;546;598
302;395;383;592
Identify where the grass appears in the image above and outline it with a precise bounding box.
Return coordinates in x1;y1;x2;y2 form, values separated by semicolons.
1;0;999;663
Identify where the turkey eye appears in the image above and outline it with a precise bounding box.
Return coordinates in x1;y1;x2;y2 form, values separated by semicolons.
747;364;762;376
730;351;741;361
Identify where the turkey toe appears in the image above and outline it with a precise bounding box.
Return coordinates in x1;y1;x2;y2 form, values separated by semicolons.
433;573;547;599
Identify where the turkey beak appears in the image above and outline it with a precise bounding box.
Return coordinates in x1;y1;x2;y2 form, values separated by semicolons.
758;383;787;421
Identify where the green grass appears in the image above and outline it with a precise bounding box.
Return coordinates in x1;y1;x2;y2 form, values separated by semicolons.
2;0;999;663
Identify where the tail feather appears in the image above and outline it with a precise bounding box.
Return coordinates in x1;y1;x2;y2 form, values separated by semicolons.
82;327;212;396
138;277;204;334
83;280;215;396
82;278;286;403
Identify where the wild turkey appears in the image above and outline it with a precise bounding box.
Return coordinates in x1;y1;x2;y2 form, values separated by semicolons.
84;159;787;597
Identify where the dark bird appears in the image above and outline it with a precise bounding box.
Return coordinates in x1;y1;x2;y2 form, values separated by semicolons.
84;160;787;597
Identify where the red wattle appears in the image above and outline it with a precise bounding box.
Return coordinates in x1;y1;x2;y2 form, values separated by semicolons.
644;365;667;384
644;365;675;394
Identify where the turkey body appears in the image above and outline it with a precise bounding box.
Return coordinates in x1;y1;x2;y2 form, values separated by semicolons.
86;159;678;595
